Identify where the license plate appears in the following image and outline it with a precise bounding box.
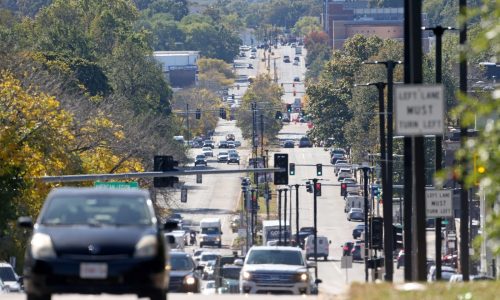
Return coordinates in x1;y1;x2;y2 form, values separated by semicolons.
80;263;107;279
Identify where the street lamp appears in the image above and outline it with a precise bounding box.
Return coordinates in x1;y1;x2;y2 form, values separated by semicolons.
361;60;402;282
422;25;457;282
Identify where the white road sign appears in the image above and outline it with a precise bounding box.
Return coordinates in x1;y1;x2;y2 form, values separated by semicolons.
395;85;444;136
426;189;453;217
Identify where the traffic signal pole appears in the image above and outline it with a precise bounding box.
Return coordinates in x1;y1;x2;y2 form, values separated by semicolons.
360;167;370;282
312;179;319;279
295;184;300;246
284;188;288;245
278;189;282;244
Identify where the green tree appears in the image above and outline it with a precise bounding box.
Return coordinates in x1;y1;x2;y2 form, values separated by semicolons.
293;16;321;37
236;75;283;142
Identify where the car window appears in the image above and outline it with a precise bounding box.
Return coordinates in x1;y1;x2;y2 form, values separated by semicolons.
222;267;241;279
246;250;304;266
201;254;218;261
41;195;152;226
202;227;219;234
0;267;17;281
171;255;194;271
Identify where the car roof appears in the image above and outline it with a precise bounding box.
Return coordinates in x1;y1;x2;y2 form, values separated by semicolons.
249;246;302;252
170;251;193;258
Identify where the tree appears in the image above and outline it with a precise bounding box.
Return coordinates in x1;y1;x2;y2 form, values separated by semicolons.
293;16;321;37
236;75;283;142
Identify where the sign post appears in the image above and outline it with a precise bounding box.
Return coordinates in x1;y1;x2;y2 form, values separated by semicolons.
341;255;353;284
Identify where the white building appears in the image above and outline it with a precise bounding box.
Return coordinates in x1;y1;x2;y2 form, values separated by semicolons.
153;51;199;88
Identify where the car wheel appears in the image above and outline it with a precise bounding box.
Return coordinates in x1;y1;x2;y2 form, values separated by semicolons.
218;242;222;248
149;289;167;300
200;242;204;248
27;294;51;300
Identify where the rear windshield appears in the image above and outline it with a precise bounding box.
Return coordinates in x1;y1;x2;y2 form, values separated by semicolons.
171;255;195;271
222;267;241;279
0;267;16;281
246;250;304;266
41;194;152;226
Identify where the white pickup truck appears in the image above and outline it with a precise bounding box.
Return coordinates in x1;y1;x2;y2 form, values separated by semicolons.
238;246;314;294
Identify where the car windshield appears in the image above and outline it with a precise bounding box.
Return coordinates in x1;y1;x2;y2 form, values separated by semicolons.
246;250;304;266
171;255;194;271
202;227;219;234
219;152;228;156
201;254;218;261
41;194;152;226
196;155;205;159
222;267;241;279
194;250;203;256
0;267;16;281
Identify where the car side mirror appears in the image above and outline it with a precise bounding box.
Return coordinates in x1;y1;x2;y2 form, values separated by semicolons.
234;259;244;266
17;216;33;229
315;278;322;284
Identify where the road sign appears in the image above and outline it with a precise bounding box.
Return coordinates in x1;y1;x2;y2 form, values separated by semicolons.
425;189;453;217
94;181;138;189
341;255;353;269
394;84;444;136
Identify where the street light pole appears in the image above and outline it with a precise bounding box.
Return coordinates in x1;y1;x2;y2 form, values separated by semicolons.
362;60;402;282
251;188;255;245
422;25;456;282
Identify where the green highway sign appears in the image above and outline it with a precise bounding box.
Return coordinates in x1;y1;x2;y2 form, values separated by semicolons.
94;181;139;189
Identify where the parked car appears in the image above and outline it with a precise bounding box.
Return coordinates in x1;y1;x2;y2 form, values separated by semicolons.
168;252;201;293
0;262;21;292
347;208;364;222
217;151;229;162
195;154;208;166
283;140;295;148
352;224;365;239
202;147;213;157
227;153;240;165
17;187;173;300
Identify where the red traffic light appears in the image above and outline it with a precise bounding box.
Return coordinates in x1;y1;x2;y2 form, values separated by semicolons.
341;183;347;189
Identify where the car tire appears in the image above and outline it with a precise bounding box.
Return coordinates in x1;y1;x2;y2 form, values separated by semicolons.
149;289;167;300
200;242;204;248
218;242;222;248
27;294;51;300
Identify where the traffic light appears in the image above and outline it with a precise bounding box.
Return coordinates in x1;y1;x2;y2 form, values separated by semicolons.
273;153;289;185
306;181;312;193
341;183;347;197
393;224;403;250
195;108;201;119
275;111;283;120
316;164;322;176
314;182;321;196
372;185;380;198
153;155;179;188
289;163;295;175
241;177;250;192
370;217;383;250
286;104;292;113
219;107;226;119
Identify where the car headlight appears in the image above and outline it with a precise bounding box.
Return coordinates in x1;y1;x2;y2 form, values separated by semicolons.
215;237;220;241
297;272;309;282
242;271;252;280
31;233;56;259
184;276;196;285
134;235;158;257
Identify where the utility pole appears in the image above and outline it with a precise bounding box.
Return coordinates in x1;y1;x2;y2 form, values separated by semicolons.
251;188;255;245
260;114;264;157
407;0;427;281
423;25;456;281
289;187;293;245
459;0;470;282
265;150;270;219
295;184;300;246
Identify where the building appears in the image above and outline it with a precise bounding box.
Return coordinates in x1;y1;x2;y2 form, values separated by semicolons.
153;51;199;88
322;0;429;50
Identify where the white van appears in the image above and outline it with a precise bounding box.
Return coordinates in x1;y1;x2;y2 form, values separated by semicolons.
304;235;330;261
344;195;365;213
